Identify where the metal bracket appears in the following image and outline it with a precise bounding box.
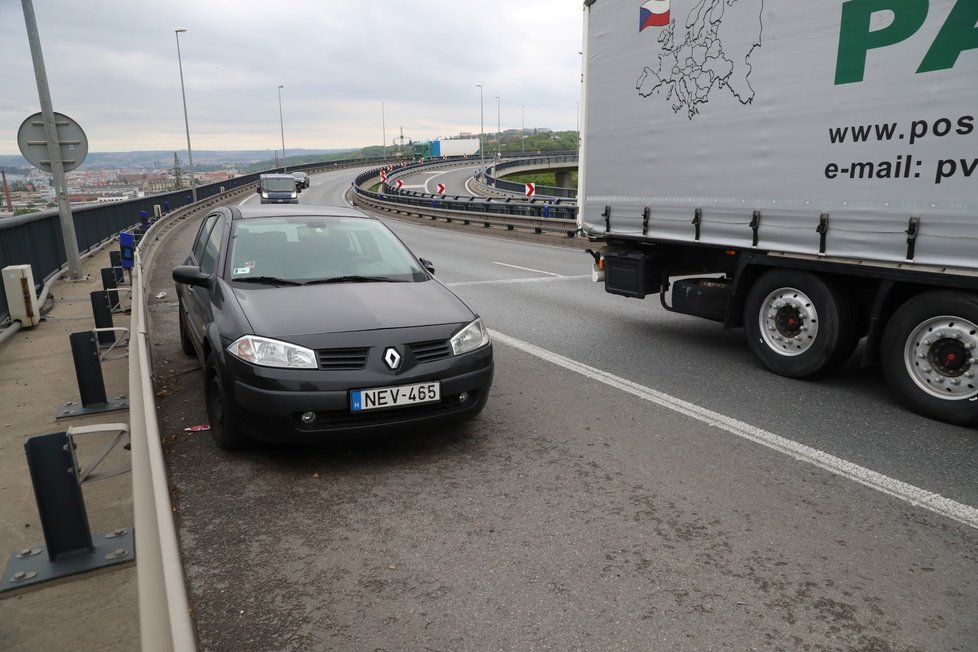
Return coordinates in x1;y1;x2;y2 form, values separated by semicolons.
66;422;131;484
94;327;129;361
749;210;761;247
817;213;830;255
905;216;920;261
692;208;702;241
602;205;611;233
642;206;651;236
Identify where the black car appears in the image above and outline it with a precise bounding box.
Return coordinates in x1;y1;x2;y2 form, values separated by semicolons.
172;205;493;449
291;171;310;189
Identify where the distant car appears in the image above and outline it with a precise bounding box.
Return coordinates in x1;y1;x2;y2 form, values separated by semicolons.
291;171;310;189
257;173;299;204
172;205;494;449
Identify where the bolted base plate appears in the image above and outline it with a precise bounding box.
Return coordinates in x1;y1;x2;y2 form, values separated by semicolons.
0;527;134;597
56;396;129;419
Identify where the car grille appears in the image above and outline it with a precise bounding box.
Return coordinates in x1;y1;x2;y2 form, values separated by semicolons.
317;347;369;370
408;340;452;363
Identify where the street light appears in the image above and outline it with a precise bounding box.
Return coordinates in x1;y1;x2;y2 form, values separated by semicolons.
476;84;484;178
381;101;387;162
174;28;197;202
521;104;525;154
495;96;501;158
277;85;286;172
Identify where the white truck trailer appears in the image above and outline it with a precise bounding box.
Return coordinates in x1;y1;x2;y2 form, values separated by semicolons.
412;138;481;159
579;0;978;425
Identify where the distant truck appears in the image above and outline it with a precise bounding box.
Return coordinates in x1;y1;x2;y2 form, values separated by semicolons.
580;0;978;425
412;138;480;159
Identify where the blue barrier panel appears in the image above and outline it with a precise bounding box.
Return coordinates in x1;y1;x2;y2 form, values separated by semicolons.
119;232;135;269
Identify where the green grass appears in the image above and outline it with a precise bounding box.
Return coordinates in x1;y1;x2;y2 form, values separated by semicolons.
502;171;578;188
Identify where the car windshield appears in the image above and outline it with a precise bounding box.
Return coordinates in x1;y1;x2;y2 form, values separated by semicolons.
263;178;295;192
227;216;427;283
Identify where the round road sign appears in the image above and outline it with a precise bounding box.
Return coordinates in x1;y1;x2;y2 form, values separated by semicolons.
17;112;88;173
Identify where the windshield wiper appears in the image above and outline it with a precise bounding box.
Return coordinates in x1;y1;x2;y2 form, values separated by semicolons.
233;276;302;286
302;275;404;285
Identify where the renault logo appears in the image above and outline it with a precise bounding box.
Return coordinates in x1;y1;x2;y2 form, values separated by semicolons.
383;347;402;371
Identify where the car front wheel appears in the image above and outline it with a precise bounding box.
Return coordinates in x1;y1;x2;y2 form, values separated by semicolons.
204;354;249;450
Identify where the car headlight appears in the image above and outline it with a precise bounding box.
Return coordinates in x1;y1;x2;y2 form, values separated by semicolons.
260;192;268;199
450;318;490;356
227;335;317;368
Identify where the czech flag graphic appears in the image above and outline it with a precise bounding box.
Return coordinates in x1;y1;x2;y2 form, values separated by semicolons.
640;0;670;31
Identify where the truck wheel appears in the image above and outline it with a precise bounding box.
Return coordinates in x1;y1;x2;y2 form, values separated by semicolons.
744;270;859;378
880;291;978;426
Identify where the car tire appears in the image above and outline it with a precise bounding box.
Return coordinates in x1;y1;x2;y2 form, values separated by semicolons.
178;301;195;357
743;270;860;378
880;290;978;426
204;354;249;450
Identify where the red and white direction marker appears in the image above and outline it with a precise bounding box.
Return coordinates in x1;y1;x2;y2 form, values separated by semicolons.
436;183;446;194
395;179;404;190
524;182;536;197
380;171;388;181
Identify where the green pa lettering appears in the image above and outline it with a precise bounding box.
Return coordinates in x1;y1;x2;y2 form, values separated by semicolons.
836;0;978;85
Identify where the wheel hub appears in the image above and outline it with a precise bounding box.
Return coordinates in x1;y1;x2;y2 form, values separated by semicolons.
759;287;819;357
905;316;978;400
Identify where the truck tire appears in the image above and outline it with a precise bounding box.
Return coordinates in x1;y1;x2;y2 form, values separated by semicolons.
880;290;978;426
744;270;859;378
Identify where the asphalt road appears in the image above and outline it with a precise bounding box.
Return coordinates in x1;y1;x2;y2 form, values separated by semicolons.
144;167;978;650
394;163;485;196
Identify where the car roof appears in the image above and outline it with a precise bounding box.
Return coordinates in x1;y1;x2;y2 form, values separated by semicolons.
233;204;372;221
259;173;295;180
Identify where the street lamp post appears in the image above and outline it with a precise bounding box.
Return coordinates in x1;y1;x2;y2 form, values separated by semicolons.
382;101;387;162
174;28;196;202
495;96;501;158
476;84;484;178
277;85;286;172
521;104;525;154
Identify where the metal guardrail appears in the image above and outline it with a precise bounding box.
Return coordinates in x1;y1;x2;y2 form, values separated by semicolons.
0;155;401;324
353;165;579;238
482;155;579;199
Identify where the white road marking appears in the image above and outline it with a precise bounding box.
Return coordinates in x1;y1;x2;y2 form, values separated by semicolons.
493;261;563;276
489;329;978;531
448;275;589;288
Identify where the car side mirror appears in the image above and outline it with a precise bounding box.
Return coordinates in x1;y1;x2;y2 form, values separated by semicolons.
172;265;211;288
419;258;435;275
256;185;261;194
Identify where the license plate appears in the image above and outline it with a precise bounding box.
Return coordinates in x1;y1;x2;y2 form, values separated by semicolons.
351;381;440;412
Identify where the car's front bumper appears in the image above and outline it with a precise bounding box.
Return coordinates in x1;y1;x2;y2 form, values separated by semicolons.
226;345;493;442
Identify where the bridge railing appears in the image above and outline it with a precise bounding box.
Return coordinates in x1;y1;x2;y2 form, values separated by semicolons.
0;155;393;324
482;155;578;199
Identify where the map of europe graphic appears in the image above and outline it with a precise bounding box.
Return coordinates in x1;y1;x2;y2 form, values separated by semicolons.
636;0;764;119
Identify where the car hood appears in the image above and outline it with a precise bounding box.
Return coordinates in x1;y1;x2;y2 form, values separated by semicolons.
232;279;475;337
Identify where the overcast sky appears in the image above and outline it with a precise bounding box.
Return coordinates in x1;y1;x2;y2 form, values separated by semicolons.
1;1;584;156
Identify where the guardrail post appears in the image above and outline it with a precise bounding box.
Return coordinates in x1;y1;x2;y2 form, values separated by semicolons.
101;268;121;312
108;250;126;285
57;331;128;418
90;292;115;346
0;428;134;595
